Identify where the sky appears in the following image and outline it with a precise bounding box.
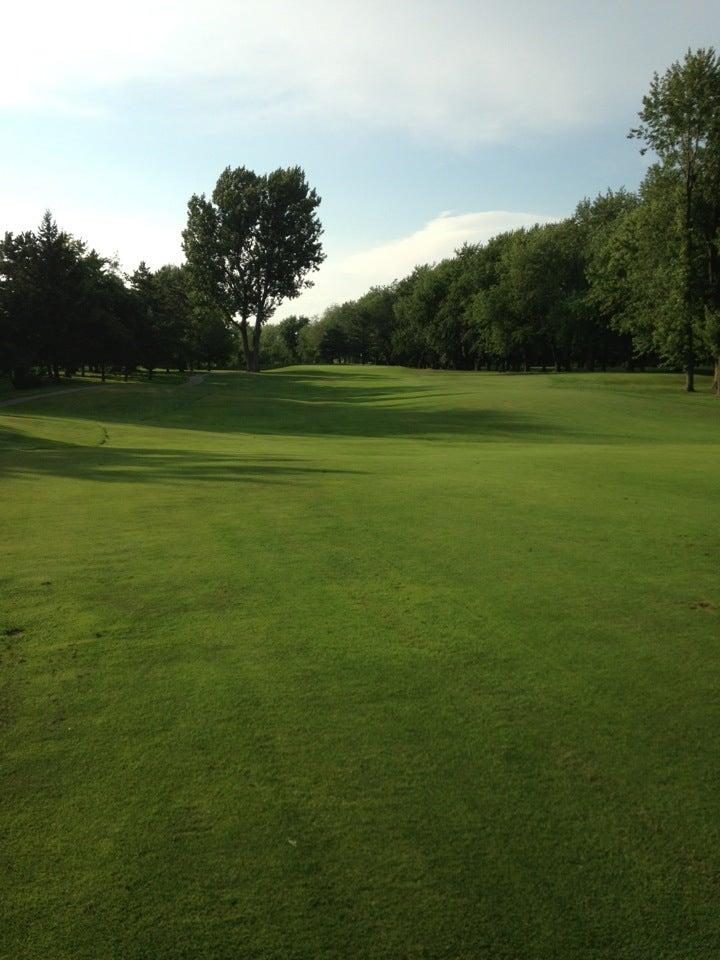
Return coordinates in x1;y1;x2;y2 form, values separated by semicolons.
1;0;719;319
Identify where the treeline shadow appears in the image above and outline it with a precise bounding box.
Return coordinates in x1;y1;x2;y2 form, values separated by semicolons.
0;427;363;485
0;370;598;443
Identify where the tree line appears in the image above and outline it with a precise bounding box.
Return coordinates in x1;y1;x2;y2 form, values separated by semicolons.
2;48;718;391
265;48;720;393
0;167;323;387
0;212;234;387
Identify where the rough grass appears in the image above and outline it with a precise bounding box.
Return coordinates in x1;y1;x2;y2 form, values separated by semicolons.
1;366;719;960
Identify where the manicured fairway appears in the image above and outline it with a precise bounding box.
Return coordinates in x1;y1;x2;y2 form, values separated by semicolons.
2;366;719;959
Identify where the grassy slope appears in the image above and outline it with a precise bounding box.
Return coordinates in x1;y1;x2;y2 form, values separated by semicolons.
1;366;719;960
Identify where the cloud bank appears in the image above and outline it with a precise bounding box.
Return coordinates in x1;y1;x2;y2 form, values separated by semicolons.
2;1;716;143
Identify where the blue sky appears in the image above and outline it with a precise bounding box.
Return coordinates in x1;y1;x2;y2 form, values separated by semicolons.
1;0;718;318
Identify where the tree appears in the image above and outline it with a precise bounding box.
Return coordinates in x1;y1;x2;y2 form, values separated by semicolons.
578;190;640;371
316;313;351;364
258;323;293;368
0;212;91;383
183;165;324;373
151;264;194;371
630;47;720;391
0;229;38;385
129;262;163;378
277;314;310;362
354;286;397;364
188;286;235;371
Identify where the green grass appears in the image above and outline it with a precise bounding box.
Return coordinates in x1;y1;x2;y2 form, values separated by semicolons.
2;365;719;959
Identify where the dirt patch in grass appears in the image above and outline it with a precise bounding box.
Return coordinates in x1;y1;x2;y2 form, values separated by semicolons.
690;600;716;612
4;627;24;637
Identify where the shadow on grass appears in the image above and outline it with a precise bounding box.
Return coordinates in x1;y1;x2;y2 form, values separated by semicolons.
0;370;590;443
0;427;364;485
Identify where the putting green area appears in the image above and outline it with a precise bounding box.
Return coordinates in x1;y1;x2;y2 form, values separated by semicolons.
2;366;719;959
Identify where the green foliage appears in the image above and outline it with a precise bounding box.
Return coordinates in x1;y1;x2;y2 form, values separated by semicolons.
277;314;310;361
183;166;324;372
0;213;235;386
629;47;720;390
0;212;127;382
304;216;639;375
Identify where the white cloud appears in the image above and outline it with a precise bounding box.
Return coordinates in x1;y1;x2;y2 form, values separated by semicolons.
1;1;717;143
275;209;557;318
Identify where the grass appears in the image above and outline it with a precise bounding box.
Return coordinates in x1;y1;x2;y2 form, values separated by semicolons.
1;365;719;959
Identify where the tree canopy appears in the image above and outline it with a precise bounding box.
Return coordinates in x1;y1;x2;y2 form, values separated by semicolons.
183;165;324;372
0;215;235;386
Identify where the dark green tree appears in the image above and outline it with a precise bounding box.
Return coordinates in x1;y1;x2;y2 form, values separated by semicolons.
630;47;720;391
277;314;310;362
183;165;324;373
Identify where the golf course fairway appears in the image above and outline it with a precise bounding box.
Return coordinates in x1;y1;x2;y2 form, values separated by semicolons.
2;365;719;959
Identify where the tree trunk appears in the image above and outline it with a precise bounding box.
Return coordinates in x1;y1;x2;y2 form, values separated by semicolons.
685;327;695;392
238;318;253;372
713;357;720;396
251;316;263;372
683;167;696;393
100;362;106;383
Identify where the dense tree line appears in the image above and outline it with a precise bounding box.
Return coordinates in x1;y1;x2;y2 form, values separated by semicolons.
286;49;720;393
0;163;323;385
0;213;234;387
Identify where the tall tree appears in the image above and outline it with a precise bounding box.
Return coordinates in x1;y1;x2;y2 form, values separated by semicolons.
129;262;163;378
630;47;720;391
0;230;38;385
183;165;324;372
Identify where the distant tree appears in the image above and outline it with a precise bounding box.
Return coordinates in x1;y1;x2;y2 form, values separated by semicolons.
316;311;351;363
577;189;640;370
392;265;443;368
277;314;310;362
588;170;684;370
354;286;397;364
152;264;194;371
188;287;235;371
0;229;38;385
258;323;293;368
81;260;137;381
297;319;322;362
0;212;90;383
32;212;89;379
129;262;163;378
630;47;720;391
183;165;324;373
